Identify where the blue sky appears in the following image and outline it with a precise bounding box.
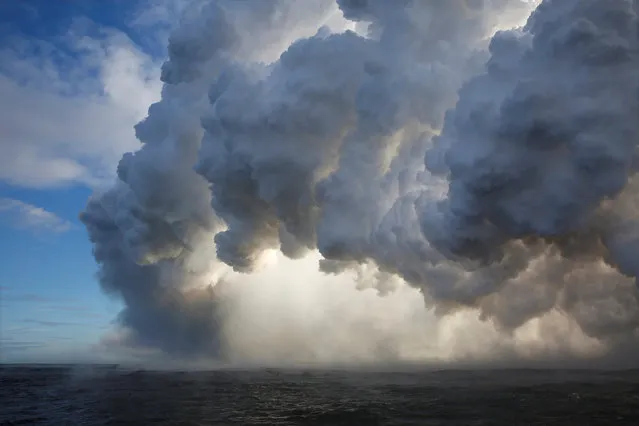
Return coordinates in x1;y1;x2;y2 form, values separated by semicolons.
0;0;184;363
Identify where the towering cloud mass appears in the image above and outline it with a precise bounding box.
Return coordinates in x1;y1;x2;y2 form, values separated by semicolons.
82;0;639;366
425;0;639;340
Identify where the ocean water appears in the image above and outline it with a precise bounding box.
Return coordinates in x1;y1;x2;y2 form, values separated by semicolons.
1;365;638;425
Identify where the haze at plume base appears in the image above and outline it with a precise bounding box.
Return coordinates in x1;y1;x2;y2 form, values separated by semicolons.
81;0;639;367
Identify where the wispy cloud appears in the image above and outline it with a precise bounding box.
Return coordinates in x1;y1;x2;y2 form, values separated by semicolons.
0;15;163;189
0;198;72;234
3;293;62;303
22;319;86;327
2;292;107;320
3;326;34;334
42;305;108;320
0;339;47;351
129;0;192;53
2;292;77;303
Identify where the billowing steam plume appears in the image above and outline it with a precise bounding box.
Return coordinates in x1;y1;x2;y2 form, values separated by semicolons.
81;0;639;366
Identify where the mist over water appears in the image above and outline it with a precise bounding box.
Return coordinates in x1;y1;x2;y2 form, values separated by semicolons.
80;0;639;367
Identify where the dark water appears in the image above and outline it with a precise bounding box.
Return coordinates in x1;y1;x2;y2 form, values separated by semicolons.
2;365;639;425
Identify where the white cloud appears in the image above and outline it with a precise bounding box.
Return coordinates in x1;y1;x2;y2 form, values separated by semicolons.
0;198;73;234
0;13;166;189
0;0;349;191
129;0;193;46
